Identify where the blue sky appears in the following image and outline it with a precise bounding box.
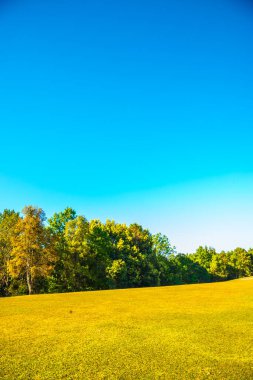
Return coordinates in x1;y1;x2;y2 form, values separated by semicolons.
1;0;253;252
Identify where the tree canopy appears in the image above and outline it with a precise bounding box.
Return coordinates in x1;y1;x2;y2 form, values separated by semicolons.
0;206;252;296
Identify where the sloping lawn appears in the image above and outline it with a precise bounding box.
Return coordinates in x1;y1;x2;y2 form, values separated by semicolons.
1;279;253;379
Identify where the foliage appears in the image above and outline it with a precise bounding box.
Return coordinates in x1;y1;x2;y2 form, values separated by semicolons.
0;205;253;296
8;206;56;294
152;232;176;257
0;210;20;295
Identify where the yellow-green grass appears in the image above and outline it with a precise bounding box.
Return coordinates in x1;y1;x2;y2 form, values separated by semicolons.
1;279;253;380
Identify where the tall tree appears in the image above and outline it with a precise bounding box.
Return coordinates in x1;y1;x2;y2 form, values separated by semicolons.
229;248;253;278
86;219;112;289
48;207;77;236
8;206;56;295
47;207;77;292
152;233;176;257
192;246;216;271
63;215;90;291
0;210;20;295
209;252;232;280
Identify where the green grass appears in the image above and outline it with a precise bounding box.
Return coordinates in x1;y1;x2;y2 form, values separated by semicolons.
1;279;253;380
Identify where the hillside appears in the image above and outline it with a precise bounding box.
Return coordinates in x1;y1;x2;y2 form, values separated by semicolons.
1;279;253;379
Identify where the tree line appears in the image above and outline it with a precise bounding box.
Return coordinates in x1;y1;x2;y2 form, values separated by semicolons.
0;206;253;296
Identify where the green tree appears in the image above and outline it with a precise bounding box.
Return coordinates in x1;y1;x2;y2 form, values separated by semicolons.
86;219;112;289
229;248;253;278
125;224;159;287
152;233;175;257
47;207;77;292
106;259;127;288
209;252;232;280
172;254;210;284
63;215;91;290
192;246;216;271
0;210;20;295
48;207;76;236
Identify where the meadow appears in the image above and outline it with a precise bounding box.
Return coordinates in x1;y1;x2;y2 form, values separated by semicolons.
1;279;253;380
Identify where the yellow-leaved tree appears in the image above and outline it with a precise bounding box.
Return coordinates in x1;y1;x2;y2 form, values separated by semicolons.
8;206;56;295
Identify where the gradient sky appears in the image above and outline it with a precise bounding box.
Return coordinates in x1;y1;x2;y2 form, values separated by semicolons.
1;0;253;252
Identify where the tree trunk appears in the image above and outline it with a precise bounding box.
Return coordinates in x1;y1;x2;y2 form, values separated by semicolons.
26;266;33;295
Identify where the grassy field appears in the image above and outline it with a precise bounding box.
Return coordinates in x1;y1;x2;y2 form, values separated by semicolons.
1;279;253;380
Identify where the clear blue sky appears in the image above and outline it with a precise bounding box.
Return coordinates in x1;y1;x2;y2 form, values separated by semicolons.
1;0;253;252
